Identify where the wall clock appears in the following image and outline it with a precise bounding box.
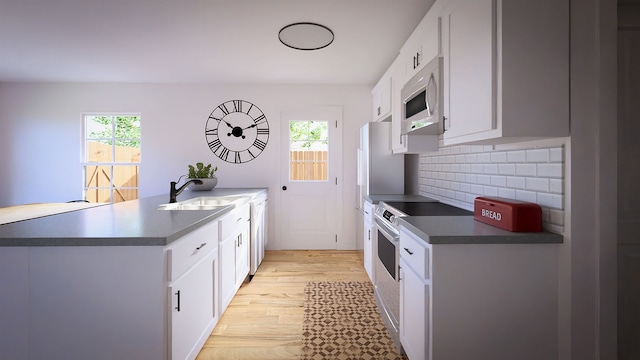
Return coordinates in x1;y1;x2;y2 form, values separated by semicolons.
205;100;269;163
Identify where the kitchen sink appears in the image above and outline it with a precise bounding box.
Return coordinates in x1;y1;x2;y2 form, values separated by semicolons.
157;195;247;210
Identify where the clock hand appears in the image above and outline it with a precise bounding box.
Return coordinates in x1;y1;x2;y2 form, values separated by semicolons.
242;124;257;130
224;120;234;128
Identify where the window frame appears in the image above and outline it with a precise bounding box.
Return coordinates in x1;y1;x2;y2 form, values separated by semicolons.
81;113;141;203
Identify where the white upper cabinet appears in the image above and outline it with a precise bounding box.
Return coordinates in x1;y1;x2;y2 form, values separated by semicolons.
399;3;443;84
371;73;392;121
440;0;570;145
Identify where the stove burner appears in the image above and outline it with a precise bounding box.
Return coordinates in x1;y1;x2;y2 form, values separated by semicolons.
383;201;473;217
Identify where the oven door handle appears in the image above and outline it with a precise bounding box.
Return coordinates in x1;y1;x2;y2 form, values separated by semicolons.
374;217;400;243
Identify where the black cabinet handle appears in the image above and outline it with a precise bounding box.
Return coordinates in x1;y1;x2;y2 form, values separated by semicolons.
404;247;414;255
196;243;207;250
175;290;181;312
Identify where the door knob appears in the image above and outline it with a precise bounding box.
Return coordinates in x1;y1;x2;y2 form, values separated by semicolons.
282;186;287;191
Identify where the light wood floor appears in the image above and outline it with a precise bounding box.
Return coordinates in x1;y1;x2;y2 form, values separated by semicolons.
196;250;370;360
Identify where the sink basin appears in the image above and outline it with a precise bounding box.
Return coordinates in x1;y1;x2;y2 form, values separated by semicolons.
157;203;227;211
157;195;247;210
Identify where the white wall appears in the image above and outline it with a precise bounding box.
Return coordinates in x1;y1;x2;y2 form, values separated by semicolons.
0;82;371;250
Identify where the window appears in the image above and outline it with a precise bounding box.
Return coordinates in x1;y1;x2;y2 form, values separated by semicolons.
83;114;141;203
289;120;328;181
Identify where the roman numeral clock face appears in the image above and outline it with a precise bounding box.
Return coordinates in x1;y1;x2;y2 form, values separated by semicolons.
205;100;269;163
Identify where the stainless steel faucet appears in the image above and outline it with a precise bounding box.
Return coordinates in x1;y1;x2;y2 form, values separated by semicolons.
169;178;202;203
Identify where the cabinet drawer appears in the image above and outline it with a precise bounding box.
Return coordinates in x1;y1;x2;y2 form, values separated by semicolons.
167;221;218;281
399;229;429;279
219;203;250;241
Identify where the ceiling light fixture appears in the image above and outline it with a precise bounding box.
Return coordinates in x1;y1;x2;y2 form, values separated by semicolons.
278;22;334;51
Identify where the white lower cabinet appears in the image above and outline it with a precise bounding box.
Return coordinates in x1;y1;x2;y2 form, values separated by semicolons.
166;220;219;360
399;259;429;360
218;203;251;315
169;248;218;360
399;226;560;360
362;201;375;282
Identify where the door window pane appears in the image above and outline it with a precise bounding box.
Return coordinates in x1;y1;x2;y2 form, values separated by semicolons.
289;120;328;181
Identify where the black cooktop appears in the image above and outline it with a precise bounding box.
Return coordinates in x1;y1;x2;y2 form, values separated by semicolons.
384;201;473;216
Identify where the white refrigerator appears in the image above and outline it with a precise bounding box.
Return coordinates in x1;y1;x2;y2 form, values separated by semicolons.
356;122;404;249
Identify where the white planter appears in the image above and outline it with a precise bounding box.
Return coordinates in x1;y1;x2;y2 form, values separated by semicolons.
187;177;217;191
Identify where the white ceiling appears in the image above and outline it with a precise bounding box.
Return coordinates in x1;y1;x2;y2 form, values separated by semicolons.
0;0;434;85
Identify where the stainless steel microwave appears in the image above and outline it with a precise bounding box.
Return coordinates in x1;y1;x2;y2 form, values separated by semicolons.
401;55;443;135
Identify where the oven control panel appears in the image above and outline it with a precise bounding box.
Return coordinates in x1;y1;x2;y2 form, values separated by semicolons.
382;210;395;223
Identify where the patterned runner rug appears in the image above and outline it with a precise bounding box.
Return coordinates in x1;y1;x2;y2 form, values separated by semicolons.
301;281;408;360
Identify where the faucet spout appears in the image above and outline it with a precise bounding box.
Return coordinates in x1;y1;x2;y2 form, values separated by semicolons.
169;179;203;203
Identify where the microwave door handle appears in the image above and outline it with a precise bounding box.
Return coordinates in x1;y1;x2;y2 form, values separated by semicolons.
426;73;436;116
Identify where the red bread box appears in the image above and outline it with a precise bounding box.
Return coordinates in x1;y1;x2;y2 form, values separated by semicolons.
473;196;542;232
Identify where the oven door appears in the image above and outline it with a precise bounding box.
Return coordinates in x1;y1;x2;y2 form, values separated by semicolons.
373;216;401;346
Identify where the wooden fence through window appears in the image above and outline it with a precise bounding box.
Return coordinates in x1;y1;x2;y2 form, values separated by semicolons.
290;150;328;181
85;141;140;203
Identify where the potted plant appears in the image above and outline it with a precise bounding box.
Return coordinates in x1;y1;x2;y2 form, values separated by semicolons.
186;162;218;191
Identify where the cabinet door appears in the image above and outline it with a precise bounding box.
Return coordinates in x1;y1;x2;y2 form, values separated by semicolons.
169;249;216;360
372;76;392;121
219;235;236;314
441;0;495;139
235;220;250;288
400;259;429;360
363;218;374;282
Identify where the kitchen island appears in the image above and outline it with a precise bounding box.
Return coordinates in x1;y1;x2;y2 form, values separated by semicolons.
0;188;267;360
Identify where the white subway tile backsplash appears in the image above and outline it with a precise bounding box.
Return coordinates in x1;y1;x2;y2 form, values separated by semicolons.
477;153;491;163
483;186;498;197
419;144;566;232
526;149;550;162
477;175;491;185
498;188;516;199
484;164;498;174
470;184;484;195
538;193;563;209
498;164;516;175
549;179;563;193
516;164;537;176
550;147;564;162
491;176;507;187
515;190;537;203
506;176;526;189
537;163;564;178
490;152;507;163
471;164;484;173
507;151;526;162
526;177;549;192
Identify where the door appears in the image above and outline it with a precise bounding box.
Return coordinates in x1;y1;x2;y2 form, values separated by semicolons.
618;9;640;359
441;0;495;138
169;250;215;360
279;106;341;249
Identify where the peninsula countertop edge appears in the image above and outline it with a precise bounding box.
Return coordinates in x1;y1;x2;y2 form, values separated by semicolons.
0;188;268;247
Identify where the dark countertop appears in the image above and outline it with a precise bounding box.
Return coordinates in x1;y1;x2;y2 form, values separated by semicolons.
399;216;563;244
0;188;267;247
365;194;438;204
